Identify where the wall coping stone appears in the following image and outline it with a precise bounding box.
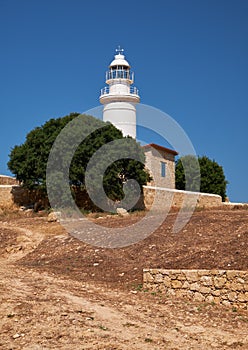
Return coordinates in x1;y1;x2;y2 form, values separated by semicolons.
143;185;222;198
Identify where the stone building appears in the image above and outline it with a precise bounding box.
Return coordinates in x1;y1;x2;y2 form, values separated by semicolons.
143;143;178;188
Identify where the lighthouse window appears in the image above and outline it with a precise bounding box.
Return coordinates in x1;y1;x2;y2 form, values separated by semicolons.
109;66;130;80
161;162;166;177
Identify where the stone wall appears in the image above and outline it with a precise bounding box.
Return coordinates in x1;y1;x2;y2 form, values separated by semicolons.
143;269;248;309
0;185;101;211
0;184;225;210
0;176;19;208
0;175;18;185
10;186;49;208
0;185;14;207
0;186;48;209
143;186;222;210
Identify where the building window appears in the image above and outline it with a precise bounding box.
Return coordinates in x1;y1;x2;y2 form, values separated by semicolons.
161;162;166;177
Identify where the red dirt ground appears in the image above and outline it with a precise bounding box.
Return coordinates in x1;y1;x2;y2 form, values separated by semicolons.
0;207;247;349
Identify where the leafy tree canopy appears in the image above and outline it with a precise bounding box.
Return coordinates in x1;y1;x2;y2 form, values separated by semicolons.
175;155;228;200
8;113;150;207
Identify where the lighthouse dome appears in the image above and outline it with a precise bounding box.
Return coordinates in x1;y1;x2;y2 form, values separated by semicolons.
109;54;130;68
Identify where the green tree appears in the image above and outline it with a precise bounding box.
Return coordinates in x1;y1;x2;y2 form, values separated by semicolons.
8;113;79;190
175;155;228;200
8;113;150;209
175;155;200;192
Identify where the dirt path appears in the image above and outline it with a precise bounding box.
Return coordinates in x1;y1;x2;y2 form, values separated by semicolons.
0;214;247;349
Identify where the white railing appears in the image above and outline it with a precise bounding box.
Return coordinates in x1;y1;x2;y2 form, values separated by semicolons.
106;70;134;81
100;86;139;96
100;86;109;95
130;86;139;95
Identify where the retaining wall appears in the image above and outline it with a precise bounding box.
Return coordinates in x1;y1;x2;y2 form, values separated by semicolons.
143;269;248;309
143;186;222;209
0;185;14;207
0;184;228;210
0;185;98;211
0;175;18;185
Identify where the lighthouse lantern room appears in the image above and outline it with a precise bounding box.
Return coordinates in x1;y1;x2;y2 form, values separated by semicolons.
100;47;140;139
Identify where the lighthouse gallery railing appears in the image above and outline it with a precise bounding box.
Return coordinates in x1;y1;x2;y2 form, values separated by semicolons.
100;86;139;96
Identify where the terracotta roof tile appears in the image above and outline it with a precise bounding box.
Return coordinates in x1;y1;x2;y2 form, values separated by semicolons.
142;143;178;156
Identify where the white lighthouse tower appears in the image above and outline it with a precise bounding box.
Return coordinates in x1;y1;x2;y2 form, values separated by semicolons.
99;47;140;139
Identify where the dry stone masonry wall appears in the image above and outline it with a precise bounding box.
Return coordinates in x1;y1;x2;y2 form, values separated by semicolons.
0;175;18;185
0;186;14;207
0;176;18;208
143;269;248;309
143;186;223;209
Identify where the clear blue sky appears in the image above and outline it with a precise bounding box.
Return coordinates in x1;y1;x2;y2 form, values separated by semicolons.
1;0;247;202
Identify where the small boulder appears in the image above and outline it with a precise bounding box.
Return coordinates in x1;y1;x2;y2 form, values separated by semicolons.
13;333;21;339
116;208;129;217
47;211;61;222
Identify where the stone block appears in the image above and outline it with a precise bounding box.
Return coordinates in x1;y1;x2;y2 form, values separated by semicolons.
227;292;237;302
171;280;183;289
161;270;171;276
214;297;221;304
177;274;186;281
237;271;248;279
237;292;248;303
226;271;238;280
190;282;200;291
154;273;163;283
168;269;180;275
230;283;244;292
193;292;205;302
211;270;226;276
163;276;171;287
212;290;221;297
214;277;226;289
221;293;228;300
200;276;213;286
169;271;179;280
205;295;215;303
182;281;190;289
237;277;245;284
199;286;211;294
184;271;199;282
222;300;231;307
197;270;210;277
143;272;154;283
